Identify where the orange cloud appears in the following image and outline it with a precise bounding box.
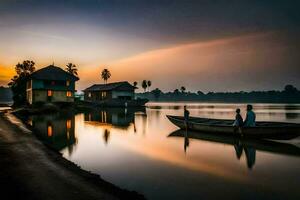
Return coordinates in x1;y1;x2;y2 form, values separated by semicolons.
102;31;295;92
0;65;15;86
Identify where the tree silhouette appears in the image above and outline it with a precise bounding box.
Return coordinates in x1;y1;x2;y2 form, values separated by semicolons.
197;91;204;95
180;86;186;93
142;80;147;92
133;81;138;87
284;84;298;94
8;60;35;106
173;89;180;95
65;63;78;76
101;69;111;84
147;80;152;91
152;88;162;99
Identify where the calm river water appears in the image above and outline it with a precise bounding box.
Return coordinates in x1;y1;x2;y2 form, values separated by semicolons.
28;103;300;199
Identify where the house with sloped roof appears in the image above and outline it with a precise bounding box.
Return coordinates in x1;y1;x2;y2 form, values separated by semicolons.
83;81;137;102
26;65;79;104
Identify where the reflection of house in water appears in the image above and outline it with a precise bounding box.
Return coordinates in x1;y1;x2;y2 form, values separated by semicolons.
84;108;144;128
30;113;76;152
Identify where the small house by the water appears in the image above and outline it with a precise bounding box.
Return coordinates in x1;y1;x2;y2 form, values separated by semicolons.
84;81;136;102
26;65;79;104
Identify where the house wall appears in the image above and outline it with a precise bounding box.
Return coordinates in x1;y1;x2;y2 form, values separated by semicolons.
26;80;33;104
84;90;134;101
32;90;74;103
32;79;44;89
112;91;134;99
27;78;77;104
32;79;75;91
84;91;112;101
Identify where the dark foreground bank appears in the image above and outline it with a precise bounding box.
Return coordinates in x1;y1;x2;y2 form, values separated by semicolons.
0;112;145;200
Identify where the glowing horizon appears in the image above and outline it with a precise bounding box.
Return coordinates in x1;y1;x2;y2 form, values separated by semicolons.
0;1;299;92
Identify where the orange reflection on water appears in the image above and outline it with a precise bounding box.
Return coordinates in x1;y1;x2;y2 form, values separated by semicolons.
47;125;53;137
58;103;300;200
66;119;72;129
75;113;248;182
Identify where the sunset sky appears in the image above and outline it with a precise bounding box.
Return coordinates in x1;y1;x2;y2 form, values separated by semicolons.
0;0;299;92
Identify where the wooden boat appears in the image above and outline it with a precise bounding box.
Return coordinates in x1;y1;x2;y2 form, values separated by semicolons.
168;130;300;157
166;115;300;139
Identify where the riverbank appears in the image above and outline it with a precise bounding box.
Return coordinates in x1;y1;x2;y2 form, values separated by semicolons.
0;111;145;200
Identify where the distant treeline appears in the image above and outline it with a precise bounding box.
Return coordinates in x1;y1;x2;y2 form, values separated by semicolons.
0;86;13;104
136;85;300;103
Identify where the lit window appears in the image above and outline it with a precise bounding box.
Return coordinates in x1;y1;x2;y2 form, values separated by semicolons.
66;80;70;86
101;91;107;99
66;91;72;97
47;90;53;97
88;92;91;98
47;125;53;137
66;119;71;129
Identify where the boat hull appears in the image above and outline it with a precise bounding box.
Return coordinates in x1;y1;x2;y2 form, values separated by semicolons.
167;115;300;139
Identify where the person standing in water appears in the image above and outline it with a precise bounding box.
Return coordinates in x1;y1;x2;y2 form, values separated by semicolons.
183;105;190;152
244;104;256;127
184;105;190;129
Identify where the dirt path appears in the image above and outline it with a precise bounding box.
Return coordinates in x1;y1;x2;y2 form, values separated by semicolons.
0;112;144;200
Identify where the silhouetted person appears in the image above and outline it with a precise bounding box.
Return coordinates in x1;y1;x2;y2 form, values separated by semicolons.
244;104;256;127
233;108;243;127
234;143;243;159
244;147;256;169
184;105;190;130
184;131;189;153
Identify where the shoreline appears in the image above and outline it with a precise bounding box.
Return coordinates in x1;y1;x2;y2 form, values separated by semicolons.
0;111;145;200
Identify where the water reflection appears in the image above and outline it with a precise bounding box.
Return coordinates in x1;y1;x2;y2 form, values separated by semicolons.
234;144;256;169
171;130;300;169
84;107;145;129
30;112;76;153
83;107;146;144
24;103;300;200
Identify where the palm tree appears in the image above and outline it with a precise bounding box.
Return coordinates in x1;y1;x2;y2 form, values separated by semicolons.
101;68;111;84
142;80;147;92
180;86;186;93
133;81;138;87
65;63;78;76
147;80;152;91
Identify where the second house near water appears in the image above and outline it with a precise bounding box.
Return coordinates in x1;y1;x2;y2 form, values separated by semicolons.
26;65;79;104
83;81;136;102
